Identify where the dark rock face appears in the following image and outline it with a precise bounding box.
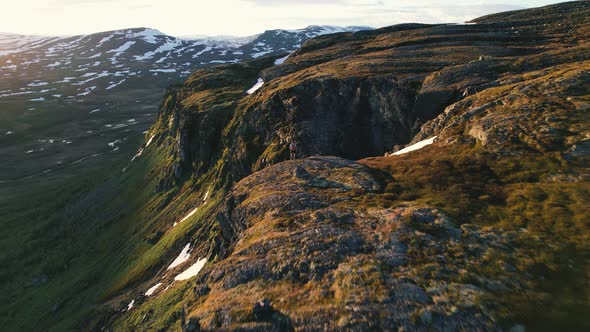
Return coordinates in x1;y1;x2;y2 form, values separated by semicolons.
566;139;590;160
251;299;294;331
182;317;201;332
293;165;310;179
250;75;418;160
175;107;232;176
252;299;273;321
159;73;421;187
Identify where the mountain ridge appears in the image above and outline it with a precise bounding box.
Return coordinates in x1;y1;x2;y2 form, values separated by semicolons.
0;24;373;41
0;25;370;181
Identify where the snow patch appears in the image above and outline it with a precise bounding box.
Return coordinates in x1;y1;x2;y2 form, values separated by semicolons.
130;148;144;163
149;69;176;73
27;82;48;87
174;258;207;281
133;28;165;44
106;79;126;90
108;139;122;151
251;49;273;58
193;46;212;58
72;153;101;164
145;283;162;296
56;77;76;83
209;60;234;64
274;54;290;65
107;41;136;54
246;78;264;94
146;134;155;147
77;86;96;96
0;91;33;98
167;243;192;270
174;207;199;227
72;72;109;85
135;39;181;60
127;300;135;311
392;136;437;156
97;34;114;45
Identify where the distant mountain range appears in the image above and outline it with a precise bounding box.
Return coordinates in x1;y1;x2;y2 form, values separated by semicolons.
0;26;370;100
0;25;370;180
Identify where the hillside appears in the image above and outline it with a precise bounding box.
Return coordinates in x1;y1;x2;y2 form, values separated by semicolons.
1;1;589;332
0;25;368;181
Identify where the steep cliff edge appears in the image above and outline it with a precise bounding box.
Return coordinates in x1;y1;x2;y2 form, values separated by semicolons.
94;2;589;331
145;0;588;191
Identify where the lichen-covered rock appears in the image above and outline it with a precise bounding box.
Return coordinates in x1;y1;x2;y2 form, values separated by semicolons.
150;157;543;331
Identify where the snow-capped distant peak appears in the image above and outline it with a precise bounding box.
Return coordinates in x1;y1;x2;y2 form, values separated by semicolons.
0;25;371;100
130;28;167;44
283;25;371;35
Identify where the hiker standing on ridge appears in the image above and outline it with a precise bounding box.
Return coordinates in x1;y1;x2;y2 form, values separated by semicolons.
289;141;297;160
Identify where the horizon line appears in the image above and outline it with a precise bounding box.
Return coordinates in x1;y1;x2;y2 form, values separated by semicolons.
0;24;378;40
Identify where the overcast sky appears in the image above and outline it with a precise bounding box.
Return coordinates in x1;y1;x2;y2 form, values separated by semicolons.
2;0;562;37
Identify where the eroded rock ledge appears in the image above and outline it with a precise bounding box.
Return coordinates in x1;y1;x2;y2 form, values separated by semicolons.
181;157;532;331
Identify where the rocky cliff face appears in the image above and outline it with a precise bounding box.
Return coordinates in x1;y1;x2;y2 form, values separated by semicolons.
103;2;589;331
167;157;524;331
150;63;421;191
230;75;418;163
147;1;589;191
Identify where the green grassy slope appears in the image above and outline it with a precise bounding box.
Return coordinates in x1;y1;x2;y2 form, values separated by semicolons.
0;56;275;331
